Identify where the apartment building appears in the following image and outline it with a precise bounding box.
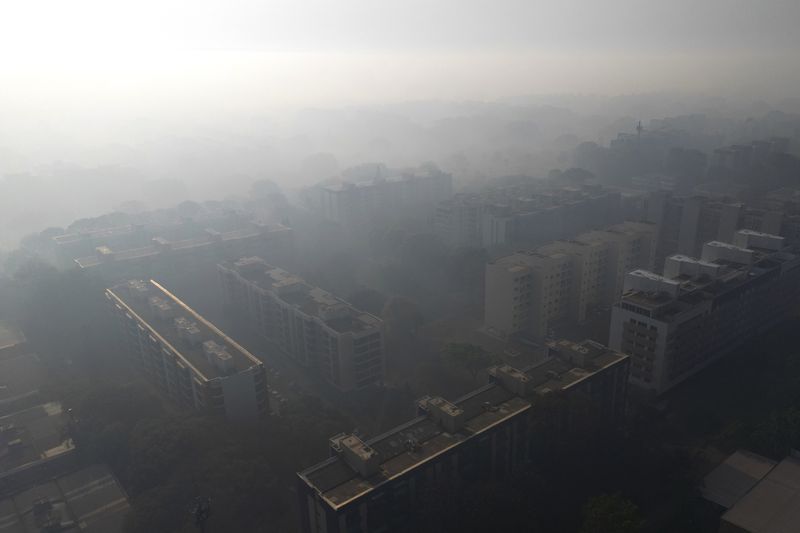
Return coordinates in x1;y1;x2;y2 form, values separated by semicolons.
645;192;783;268
305;167;453;228
297;339;629;533
218;257;384;392
434;185;622;249
76;221;293;282
106;279;269;421
484;222;656;339
609;230;800;394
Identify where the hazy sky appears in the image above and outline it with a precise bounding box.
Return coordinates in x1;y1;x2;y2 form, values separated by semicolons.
1;0;799;119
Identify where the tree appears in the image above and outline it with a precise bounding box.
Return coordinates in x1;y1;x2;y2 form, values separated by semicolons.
381;296;425;340
444;342;497;382
348;287;387;316
580;494;643;533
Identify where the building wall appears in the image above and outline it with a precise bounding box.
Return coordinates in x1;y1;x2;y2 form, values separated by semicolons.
219;265;385;392
610;258;800;394
107;291;269;420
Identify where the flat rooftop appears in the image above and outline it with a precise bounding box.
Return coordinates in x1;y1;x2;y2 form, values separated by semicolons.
702;450;777;509
76;223;290;269
299;339;626;509
0;464;129;533
221;258;381;335
0;353;45;414
106;279;262;381
721;455;800;533
0;402;74;480
299;384;531;510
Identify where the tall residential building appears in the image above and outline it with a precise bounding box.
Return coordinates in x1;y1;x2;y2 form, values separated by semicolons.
484;222;656;339
609;230;800;394
645;192;783;268
434;185;622;249
218;257;384;392
304;167;453;228
296;339;629;533
107;279;269;421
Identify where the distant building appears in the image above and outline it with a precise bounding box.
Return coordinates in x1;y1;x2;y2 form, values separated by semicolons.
644;193;782;268
609;231;800;394
484;222;656;339
296;339;629;533
435;184;622;249
106;279;269;421
219;258;385;392
0;464;130;532
304;166;453;228
702;450;800;533
75;221;293;283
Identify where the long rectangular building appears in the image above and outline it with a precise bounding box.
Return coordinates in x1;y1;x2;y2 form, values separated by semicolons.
297;339;629;533
219;257;384;392
609;230;800;394
106;279;268;421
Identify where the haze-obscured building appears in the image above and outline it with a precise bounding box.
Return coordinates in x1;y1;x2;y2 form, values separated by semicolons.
304;166;452;228
0;464;130;532
434;184;622;249
219;257;384;392
484;222;656;339
644;193;783;269
296;339;628;533
609;231;800;394
106;279;269;421
74;220;293;283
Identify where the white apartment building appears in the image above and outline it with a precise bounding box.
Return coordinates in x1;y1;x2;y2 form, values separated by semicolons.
219;258;385;391
609;230;800;394
484;222;656;339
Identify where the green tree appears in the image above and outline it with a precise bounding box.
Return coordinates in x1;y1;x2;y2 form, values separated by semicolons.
444;342;497;382
580;493;643;533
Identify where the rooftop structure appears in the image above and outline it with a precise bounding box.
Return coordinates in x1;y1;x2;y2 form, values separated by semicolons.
0;402;75;482
219;258;384;391
702;450;777;509
106;280;268;420
610;235;800;393
702;451;800;533
297;339;628;533
0;464;130;532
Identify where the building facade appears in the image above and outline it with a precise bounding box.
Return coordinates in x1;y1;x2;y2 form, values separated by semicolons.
484;222;656;339
434;185;622;249
609;231;800;394
107;279;269;421
219;257;385;392
297;339;629;533
306;168;453;228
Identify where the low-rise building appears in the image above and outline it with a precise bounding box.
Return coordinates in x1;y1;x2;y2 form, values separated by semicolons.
76;221;293;283
0;464;130;532
219;258;384;392
296;339;629;533
609;231;800;394
106;279;269;421
702;450;800;533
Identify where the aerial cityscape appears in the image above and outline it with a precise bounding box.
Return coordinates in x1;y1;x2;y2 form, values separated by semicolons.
2;1;800;532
